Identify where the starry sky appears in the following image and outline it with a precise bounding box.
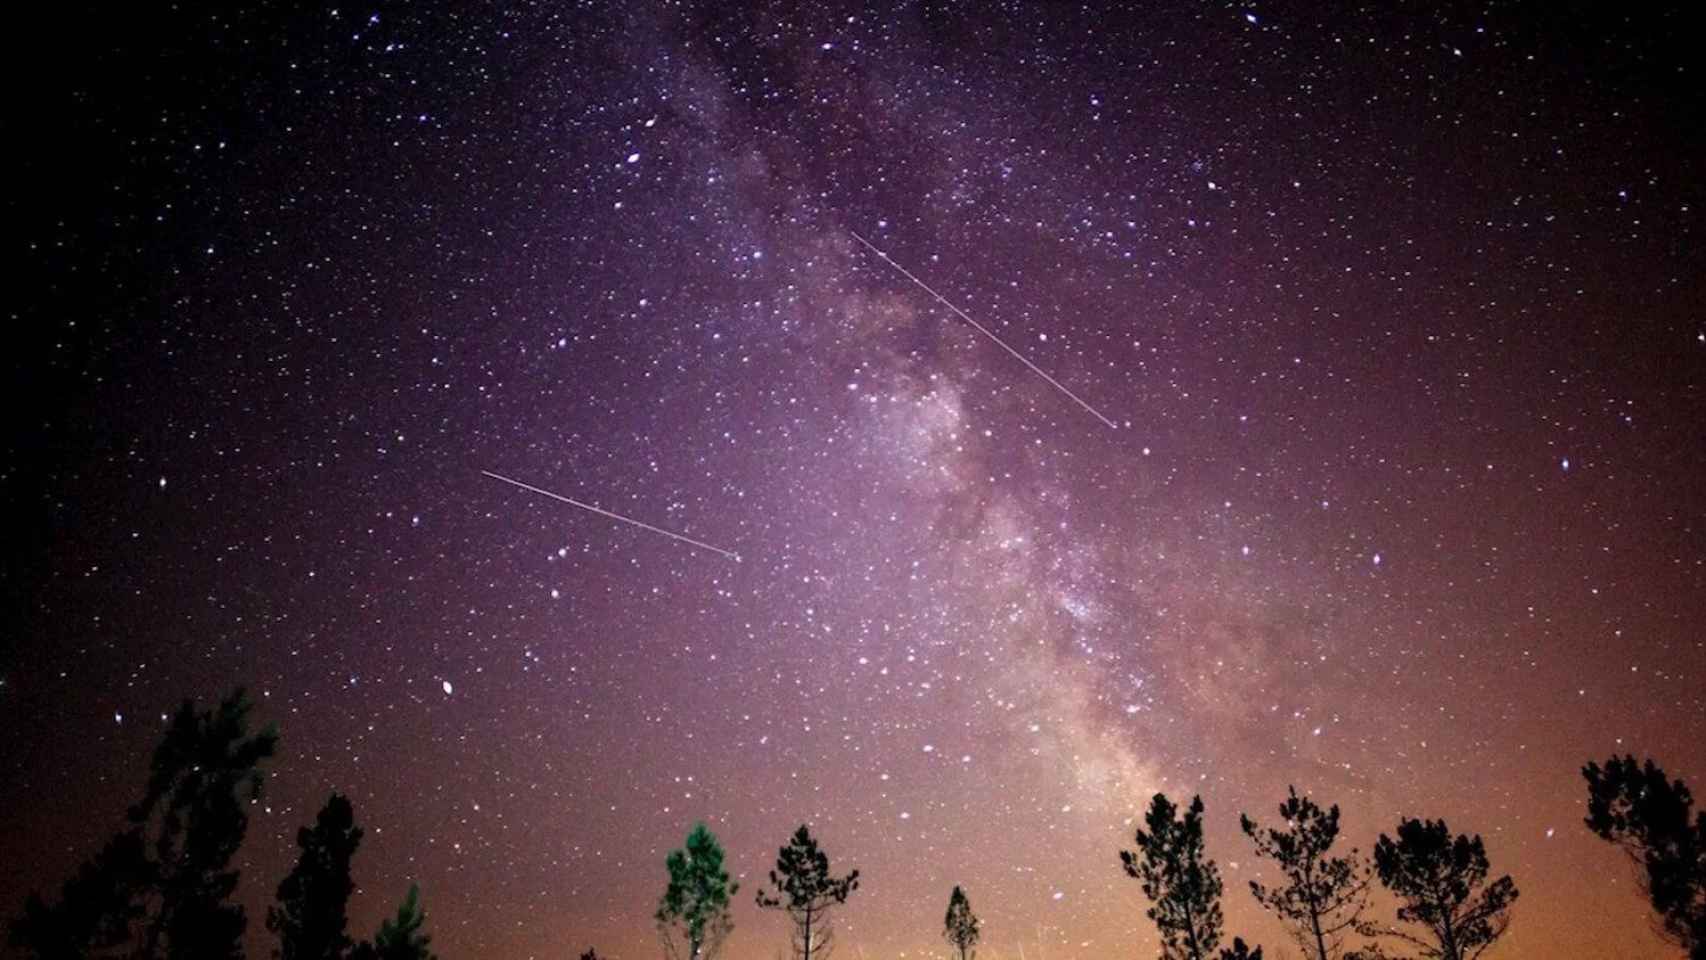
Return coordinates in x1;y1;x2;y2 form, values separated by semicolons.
2;3;1703;960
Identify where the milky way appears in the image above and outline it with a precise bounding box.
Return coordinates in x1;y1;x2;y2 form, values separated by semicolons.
3;4;1703;960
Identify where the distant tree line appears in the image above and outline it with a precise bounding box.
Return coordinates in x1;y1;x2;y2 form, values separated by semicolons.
11;689;1703;960
645;755;1702;960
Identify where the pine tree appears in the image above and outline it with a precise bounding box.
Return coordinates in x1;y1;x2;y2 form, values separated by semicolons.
580;949;602;960
943;886;980;960
9;829;152;959
755;825;860;960
1582;755;1705;958
10;688;277;960
268;793;364;960
1240;787;1371;960
351;885;436;960
1120;793;1227;960
132;688;278;960
1358;818;1518;960
656;823;739;960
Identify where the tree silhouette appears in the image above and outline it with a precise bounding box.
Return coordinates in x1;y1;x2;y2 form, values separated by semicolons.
656;822;739;960
1357;818;1518;960
755;825;860;960
133;688;279;960
1122;793;1256;960
10;688;277;960
1582;755;1705;958
1240;786;1371;960
1220;939;1264;960
580;949;602;960
268;792;364;960
350;884;436;960
943;885;980;960
10;829;152;958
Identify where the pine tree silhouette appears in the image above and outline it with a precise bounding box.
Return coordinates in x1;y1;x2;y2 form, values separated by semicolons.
1583;755;1705;959
10;688;277;960
656;823;739;960
943;885;980;960
10;829;152;958
268;793;364;960
351;884;436;960
132;689;278;960
755;825;860;960
1356;818;1518;960
1240;786;1371;960
1121;793;1262;960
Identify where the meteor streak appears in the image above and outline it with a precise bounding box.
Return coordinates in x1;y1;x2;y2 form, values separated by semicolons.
482;470;741;561
849;230;1119;430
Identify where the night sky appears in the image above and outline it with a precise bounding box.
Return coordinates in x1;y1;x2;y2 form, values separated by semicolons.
3;3;1703;960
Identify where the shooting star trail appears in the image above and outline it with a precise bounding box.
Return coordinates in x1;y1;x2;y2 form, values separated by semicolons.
482;470;741;562
849;230;1120;430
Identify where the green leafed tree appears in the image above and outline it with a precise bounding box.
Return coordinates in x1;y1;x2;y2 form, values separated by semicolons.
10;688;277;960
1356;818;1518;960
656;822;739;960
1121;793;1261;960
1240;786;1371;960
351;884;436;960
268;792;364;960
1582;755;1705;959
755;825;860;960
943;885;980;960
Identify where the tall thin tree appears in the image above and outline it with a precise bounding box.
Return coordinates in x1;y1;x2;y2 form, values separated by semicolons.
1583;755;1705;958
133;688;279;960
1357;818;1518;960
656;823;739;960
943;886;980;960
755;825;860;960
1240;786;1371;960
269;793;364;960
1122;793;1262;960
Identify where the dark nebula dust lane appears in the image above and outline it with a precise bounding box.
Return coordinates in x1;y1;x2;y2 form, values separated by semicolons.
2;4;1703;960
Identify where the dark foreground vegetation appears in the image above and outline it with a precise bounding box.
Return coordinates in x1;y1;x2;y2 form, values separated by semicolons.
8;689;1703;960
